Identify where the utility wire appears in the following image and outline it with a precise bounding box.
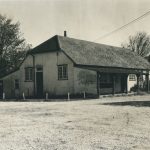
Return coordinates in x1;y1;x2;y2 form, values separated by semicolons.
94;10;150;42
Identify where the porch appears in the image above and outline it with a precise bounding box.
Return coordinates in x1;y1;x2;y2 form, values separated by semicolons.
75;64;150;96
97;71;150;96
97;73;128;95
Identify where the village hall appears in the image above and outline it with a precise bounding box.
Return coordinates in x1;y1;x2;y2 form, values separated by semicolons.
0;32;150;99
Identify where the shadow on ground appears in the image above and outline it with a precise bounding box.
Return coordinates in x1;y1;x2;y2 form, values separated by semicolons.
102;101;150;107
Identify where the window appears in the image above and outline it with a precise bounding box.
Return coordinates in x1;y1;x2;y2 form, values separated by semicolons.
129;74;136;81
15;79;19;89
58;65;68;80
25;67;33;81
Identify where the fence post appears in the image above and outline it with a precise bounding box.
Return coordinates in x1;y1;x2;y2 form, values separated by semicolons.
68;92;70;101
83;91;86;99
23;92;25;100
3;92;5;100
46;93;48;100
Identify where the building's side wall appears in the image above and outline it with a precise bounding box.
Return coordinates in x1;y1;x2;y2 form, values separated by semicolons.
74;67;97;95
19;55;34;97
2;51;75;98
2;55;34;98
2;71;20;98
74;70;124;95
34;51;74;96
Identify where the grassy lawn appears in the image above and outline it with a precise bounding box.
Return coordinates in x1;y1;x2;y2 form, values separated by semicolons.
0;95;150;150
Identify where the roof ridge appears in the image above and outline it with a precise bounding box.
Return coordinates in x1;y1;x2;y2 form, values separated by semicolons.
56;35;133;51
57;35;147;58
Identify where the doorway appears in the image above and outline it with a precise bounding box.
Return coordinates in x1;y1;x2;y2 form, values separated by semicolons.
36;72;43;98
0;80;3;98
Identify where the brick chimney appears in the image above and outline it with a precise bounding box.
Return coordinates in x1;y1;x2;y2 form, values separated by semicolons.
64;31;67;37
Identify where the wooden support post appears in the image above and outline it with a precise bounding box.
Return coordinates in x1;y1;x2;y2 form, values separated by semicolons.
97;72;100;98
112;74;115;95
146;74;149;93
136;74;140;94
126;74;128;94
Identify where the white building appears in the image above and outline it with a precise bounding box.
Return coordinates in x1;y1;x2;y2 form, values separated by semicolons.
0;34;150;99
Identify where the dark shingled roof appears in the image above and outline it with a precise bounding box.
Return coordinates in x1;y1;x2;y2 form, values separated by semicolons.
29;35;150;70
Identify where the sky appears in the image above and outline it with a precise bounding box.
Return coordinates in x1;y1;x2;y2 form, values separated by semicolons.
0;0;150;48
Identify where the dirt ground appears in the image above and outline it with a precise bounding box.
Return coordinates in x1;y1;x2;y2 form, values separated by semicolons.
0;95;150;150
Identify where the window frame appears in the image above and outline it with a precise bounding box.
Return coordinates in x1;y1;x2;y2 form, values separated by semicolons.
25;67;34;82
129;74;136;81
58;64;68;80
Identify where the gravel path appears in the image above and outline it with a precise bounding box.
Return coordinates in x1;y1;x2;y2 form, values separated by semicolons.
0;95;150;150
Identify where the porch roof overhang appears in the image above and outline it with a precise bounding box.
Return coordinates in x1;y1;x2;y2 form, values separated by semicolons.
74;64;150;75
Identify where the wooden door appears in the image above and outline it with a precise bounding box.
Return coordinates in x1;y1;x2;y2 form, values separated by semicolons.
36;72;43;98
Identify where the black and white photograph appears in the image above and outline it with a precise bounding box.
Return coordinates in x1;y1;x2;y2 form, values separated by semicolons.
0;0;150;149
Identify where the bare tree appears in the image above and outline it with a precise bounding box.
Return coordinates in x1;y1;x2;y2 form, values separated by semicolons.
122;32;150;57
0;14;31;68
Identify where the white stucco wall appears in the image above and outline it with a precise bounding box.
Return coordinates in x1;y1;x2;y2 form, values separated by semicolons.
19;55;34;97
2;55;34;98
127;74;137;92
34;51;74;95
2;70;20;98
1;51;75;98
74;67;97;95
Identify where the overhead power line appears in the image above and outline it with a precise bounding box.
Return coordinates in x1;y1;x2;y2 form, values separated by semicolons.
94;10;150;42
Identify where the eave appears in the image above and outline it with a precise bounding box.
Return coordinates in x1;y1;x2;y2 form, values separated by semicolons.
74;64;150;75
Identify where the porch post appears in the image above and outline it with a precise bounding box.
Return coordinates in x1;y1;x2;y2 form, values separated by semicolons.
125;74;128;94
136;74;140;94
112;74;115;95
146;73;149;93
97;72;100;97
